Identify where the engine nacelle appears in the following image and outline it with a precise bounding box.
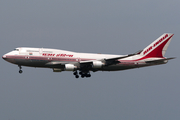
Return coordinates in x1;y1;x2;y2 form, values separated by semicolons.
65;64;77;71
92;61;104;68
53;68;62;72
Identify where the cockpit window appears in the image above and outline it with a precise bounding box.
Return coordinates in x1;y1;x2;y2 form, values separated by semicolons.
14;49;19;51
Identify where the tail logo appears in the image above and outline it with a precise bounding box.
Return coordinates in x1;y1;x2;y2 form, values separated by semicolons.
143;34;168;55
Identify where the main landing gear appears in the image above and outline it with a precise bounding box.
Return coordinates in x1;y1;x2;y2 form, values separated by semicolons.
73;71;91;78
73;71;79;78
18;65;23;74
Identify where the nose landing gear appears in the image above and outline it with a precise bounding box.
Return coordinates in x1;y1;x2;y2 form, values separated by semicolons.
18;65;23;74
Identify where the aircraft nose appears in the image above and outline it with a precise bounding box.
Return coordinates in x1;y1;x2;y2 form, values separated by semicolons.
2;55;7;60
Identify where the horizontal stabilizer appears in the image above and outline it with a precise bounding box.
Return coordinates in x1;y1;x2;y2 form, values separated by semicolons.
145;57;175;63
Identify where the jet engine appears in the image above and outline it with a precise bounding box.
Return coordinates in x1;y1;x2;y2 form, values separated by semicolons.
65;64;77;71
92;61;104;68
53;68;62;72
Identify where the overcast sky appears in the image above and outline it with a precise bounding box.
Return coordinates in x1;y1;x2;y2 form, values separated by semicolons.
1;0;180;120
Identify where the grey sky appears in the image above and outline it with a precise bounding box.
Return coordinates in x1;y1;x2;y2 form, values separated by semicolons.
1;0;180;120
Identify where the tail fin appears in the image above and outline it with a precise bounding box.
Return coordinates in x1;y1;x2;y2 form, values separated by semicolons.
140;33;174;57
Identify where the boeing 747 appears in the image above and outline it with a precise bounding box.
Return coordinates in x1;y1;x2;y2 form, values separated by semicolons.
2;33;175;78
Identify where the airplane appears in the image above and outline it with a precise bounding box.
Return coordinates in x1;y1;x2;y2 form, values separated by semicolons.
2;33;175;78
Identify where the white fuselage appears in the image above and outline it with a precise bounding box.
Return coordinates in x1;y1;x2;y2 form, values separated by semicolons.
2;47;163;72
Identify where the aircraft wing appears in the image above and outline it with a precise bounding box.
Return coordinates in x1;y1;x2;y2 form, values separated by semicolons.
103;50;143;63
104;54;137;66
104;54;135;61
80;54;135;66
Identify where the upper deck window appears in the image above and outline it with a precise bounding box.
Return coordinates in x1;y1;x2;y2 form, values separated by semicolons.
27;50;39;52
43;51;53;53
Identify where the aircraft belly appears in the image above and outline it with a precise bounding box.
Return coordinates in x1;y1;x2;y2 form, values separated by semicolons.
101;62;166;71
14;59;48;67
101;64;138;71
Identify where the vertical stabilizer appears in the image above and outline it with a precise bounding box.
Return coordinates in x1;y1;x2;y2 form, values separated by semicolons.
140;33;174;57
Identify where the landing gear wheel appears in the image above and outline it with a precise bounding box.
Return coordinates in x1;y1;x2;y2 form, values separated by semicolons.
86;74;91;77
18;65;23;74
73;71;78;75
81;74;85;78
19;70;23;74
75;75;79;78
79;71;82;75
73;70;92;78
